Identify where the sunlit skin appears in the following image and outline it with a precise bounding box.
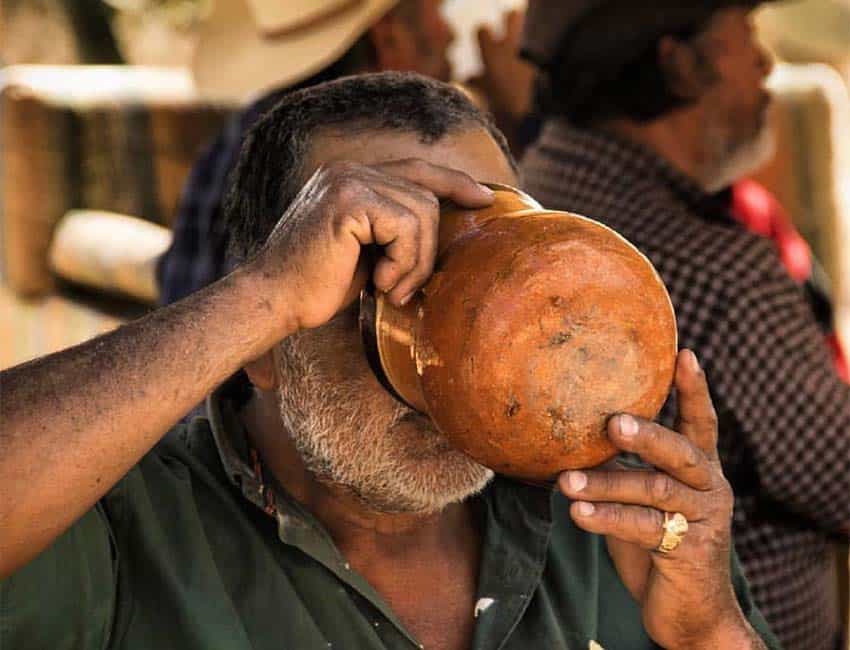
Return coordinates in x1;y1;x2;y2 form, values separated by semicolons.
606;8;775;190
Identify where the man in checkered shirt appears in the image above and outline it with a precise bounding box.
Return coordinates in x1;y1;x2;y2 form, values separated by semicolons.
520;2;850;649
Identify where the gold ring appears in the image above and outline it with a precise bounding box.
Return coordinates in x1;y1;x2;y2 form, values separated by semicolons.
657;512;689;554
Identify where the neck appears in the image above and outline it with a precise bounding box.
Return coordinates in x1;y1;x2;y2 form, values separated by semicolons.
239;390;479;555
600;108;709;186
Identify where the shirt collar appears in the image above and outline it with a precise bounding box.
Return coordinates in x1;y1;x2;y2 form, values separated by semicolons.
534;119;737;225
205;387;556;648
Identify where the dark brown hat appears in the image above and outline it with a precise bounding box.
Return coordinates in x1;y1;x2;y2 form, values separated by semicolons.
522;0;768;69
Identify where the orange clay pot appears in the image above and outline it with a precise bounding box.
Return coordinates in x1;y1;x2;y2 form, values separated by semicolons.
360;184;677;481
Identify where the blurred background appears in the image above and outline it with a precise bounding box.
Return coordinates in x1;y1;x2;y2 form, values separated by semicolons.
0;0;847;368
0;0;848;643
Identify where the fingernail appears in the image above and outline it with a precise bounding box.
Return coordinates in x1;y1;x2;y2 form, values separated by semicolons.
400;291;415;306
566;471;587;493
618;414;639;437
577;502;595;517
685;349;701;373
478;183;495;196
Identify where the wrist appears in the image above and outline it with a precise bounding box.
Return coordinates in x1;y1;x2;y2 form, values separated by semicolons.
689;613;764;650
229;261;300;355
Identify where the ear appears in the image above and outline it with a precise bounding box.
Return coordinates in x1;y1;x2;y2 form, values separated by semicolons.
658;35;713;101
243;350;277;392
368;13;416;70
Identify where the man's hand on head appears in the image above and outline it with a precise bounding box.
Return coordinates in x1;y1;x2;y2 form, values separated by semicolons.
245;159;494;336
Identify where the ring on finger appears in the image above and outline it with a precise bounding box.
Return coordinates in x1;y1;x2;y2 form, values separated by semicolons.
656;511;689;554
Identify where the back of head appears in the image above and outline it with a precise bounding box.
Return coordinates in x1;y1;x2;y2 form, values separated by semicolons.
522;0;763;126
223;72;513;265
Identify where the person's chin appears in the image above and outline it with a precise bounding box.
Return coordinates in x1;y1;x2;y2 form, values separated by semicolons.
703;121;776;193
389;413;492;484
392;410;459;457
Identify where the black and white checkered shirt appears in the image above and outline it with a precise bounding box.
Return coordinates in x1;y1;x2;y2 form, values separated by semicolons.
522;120;850;650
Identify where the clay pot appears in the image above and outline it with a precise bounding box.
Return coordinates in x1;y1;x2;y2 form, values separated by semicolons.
360;184;677;481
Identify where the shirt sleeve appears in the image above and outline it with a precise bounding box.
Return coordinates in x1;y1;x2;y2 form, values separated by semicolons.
0;503;117;650
707;248;850;537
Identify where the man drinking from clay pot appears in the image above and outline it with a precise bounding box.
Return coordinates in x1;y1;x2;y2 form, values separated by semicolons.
0;73;779;650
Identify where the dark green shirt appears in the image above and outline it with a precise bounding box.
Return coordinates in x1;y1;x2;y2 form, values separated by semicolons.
1;394;780;650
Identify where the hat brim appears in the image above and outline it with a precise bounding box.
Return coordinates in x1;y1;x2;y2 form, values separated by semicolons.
192;0;398;104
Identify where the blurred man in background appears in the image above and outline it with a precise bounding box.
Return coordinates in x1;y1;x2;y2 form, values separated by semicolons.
157;0;531;306
156;0;453;305
520;2;850;649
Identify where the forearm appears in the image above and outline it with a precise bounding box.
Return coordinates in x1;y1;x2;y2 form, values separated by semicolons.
0;264;291;578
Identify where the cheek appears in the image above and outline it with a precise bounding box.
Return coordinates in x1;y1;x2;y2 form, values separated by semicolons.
715;55;765;105
314;324;401;407
706;72;759;123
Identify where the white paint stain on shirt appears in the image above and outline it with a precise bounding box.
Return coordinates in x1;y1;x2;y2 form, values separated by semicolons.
473;597;496;618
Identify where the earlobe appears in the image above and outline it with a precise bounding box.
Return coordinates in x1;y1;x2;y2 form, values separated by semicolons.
244;350;277;391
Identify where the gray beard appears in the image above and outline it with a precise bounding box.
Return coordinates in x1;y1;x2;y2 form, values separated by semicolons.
273;336;494;515
700;119;777;193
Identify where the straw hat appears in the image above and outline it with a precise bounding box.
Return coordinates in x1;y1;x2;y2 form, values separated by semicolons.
192;0;399;103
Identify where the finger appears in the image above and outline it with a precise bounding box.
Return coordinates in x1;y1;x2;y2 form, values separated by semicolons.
364;194;420;295
506;9;525;45
396;206;438;306
367;172;441;226
570;501;667;551
674;349;720;460
375;159;494;209
381;216;437;307
559;469;708;519
608;415;714;490
368;179;440;306
340;256;371;310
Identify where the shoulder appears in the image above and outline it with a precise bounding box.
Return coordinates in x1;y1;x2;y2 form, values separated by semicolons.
102;417;236;537
126;417;229;493
640;193;778;282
